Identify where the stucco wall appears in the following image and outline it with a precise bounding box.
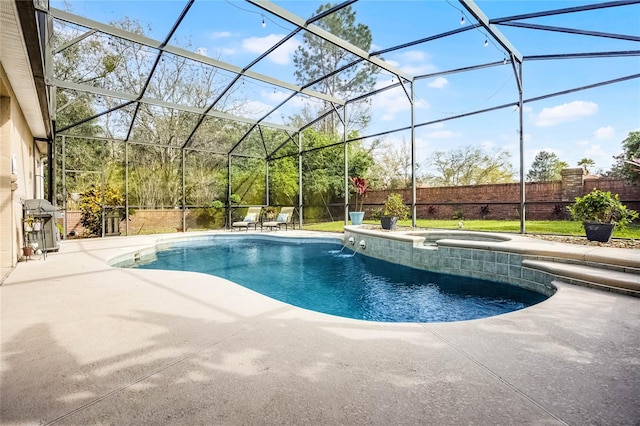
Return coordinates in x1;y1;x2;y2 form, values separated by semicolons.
0;63;42;280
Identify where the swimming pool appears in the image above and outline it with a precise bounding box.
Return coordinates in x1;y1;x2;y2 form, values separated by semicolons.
127;237;548;322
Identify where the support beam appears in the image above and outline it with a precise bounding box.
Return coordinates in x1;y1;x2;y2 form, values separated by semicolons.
181;150;186;232
227;155;232;229
265;158;270;208
247;0;413;83
410;82;416;228
343;105;349;226
517;63;525;234
125;141;129;236
459;0;523;63
490;0;640;24
124;0;195;141
498;22;640;42
49;8;343;106
54;79;296;132
298;133;303;229
54;28;96;53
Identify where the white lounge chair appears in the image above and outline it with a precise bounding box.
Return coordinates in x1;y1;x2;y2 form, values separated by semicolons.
231;206;262;231
261;206;294;231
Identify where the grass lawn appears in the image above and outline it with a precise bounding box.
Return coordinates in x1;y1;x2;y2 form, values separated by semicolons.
302;219;640;239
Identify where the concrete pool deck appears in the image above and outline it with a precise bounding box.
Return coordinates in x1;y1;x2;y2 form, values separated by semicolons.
1;231;639;425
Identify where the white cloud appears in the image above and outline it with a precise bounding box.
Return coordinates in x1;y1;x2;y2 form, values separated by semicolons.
585;144;607;158
426;130;457;139
594;126;615;139
372;83;428;121
242;34;300;65
399;63;438;76
428;77;448;89
383;59;400;68
383;50;437;76
234;99;272;119
397;50;428;62
195;47;208;57
211;31;232;40
216;47;235;56
264;89;290;103
535;101;598;127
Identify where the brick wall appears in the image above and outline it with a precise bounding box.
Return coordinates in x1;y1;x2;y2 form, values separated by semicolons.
63;208;226;237
585;177;640;200
62;173;639;236
356;171;639;221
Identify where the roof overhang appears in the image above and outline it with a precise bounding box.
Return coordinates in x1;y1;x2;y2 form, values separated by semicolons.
0;0;51;140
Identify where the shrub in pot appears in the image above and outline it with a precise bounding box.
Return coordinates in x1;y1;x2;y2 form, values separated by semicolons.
567;189;638;242
381;193;410;230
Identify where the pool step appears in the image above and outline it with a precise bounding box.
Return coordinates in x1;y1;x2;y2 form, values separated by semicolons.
523;259;640;296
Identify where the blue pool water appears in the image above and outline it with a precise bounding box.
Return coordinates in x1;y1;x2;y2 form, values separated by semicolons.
129;238;547;322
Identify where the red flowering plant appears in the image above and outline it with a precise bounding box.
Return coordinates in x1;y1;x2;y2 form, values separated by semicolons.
350;176;368;212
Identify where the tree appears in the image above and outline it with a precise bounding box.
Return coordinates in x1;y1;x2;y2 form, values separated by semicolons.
608;131;640;182
51;23;108;204
53;14;249;209
292;3;378;133
577;158;595;174
527;151;568;182
423;146;515;187
299;129;374;220
368;139;415;189
79;185;125;236
269;156;299;206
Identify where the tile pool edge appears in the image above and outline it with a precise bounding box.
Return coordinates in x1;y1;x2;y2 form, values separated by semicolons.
343;227;640;297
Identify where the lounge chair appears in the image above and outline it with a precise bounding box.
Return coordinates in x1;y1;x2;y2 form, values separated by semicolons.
231;206;262;231
261;206;295;231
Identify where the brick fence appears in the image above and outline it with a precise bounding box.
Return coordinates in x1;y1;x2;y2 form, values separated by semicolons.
64;208;227;237
63;168;639;235
359;168;639;221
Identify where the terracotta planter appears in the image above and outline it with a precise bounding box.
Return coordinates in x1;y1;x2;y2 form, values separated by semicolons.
23;246;33;257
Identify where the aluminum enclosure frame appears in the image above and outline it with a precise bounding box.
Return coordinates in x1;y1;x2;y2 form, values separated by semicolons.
37;0;640;235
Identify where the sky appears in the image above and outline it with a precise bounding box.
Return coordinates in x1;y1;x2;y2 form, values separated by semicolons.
52;0;640;175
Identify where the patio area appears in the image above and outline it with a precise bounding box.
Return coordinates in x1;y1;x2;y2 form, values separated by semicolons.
1;232;639;425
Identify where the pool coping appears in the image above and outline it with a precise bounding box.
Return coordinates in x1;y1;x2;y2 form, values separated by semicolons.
344;226;640;296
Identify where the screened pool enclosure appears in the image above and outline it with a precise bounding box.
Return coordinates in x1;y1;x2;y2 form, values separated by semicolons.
39;0;639;236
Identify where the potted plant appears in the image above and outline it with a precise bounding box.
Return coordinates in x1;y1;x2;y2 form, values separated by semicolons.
349;176;368;225
22;242;38;257
22;245;33;257
567;189;638;242
23;217;34;232
381;193;410;230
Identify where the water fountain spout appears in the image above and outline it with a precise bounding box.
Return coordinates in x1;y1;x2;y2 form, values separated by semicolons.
349;240;366;257
337;236;357;253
